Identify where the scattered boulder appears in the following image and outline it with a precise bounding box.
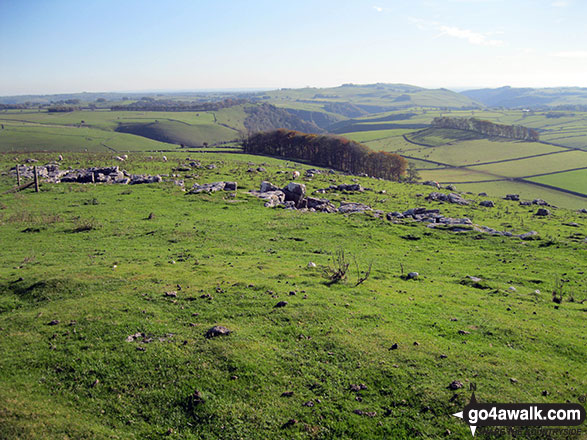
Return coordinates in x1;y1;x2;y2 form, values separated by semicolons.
532;199;549;206
282;182;306;208
339;202;371;214
224;181;237;191
250;190;285;207
448;381;463;390
406;272;419;280
260;181;279;192
479;200;495;207
205;325;231;338
306;197;337;213
504;194;520;201
189;181;237;193
535;208;550;216
426;192;469;205
274;301;288;308
518;231;539;240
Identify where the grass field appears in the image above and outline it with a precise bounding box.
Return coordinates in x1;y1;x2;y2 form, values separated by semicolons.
0;122;177;152
527;169;587;194
454;180;587;208
0;109;241;152
469;150;587;178
0;151;585;439
402;139;565;167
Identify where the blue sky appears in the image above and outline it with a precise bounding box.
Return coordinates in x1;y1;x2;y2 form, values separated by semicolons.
1;0;586;95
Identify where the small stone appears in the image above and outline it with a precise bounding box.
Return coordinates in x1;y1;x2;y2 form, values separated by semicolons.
281;391;294;397
164;291;177;298
508;286;517;292
440;354;448;359
542;390;549;396
307;262;317;268
274;301;288;308
407;272;419;280
205;325;231;338
448;380;463;390
390;343;399;350
413;341;420;346
458;330;470;335
510;378;518;384
47;320;60;326
282;419;298;428
302;401;314;407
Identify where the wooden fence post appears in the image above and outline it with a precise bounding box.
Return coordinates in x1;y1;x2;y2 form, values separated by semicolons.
34;166;39;193
16;165;21;186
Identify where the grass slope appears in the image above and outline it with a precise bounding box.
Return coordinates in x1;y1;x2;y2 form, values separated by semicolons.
0;152;586;439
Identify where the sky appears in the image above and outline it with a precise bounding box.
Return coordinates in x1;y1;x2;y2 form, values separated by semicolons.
1;0;586;95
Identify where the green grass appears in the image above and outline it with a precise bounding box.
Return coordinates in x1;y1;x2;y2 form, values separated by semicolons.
470;150;587;178
0;109;242;152
527;169;587;195
341;129;414;143
0;122;177;152
455;180;587;208
402;138;566;167
0;152;586;439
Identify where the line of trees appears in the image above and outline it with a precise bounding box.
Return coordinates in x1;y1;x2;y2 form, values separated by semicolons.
432;117;539;141
110;98;247;112
243;129;407;181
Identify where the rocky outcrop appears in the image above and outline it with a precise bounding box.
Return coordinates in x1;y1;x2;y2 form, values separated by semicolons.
432;117;539;141
426;192;470;205
188;181;237;193
10;164;161;185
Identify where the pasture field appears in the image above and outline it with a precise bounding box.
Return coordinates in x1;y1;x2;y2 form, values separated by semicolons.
0;109;240;152
0;152;585;439
527;169;587;195
454;180;587;209
341;129;414;143
418;167;497;183
401;138;567;167
469;150;587;178
0;122;177;152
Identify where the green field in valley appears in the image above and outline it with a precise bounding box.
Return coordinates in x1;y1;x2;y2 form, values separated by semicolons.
527;169;587;194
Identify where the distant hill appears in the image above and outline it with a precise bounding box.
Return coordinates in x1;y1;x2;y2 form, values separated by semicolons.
461;86;587;109
258;83;480;115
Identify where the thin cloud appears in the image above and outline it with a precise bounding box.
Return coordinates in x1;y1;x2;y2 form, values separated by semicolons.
551;0;569;7
438;25;505;47
410;18;504;47
553;51;587;58
373;6;384;12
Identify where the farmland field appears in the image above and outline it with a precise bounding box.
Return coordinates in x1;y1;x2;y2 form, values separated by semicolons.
527;169;587;194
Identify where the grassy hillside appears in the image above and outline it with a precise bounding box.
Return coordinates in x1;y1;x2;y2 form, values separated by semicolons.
116;120;238;147
0;152;585;439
